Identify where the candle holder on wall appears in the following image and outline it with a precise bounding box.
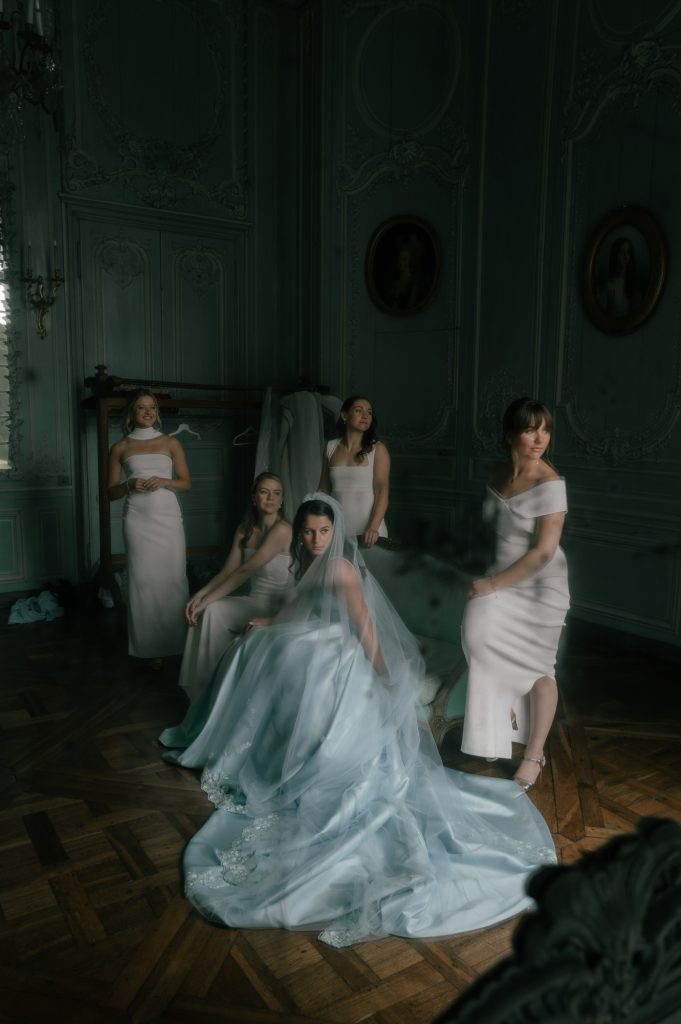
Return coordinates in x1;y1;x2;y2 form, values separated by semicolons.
23;266;64;338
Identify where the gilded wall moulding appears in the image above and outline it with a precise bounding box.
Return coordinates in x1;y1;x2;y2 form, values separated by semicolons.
500;0;540;24
563;400;681;466
342;0;426;14
351;1;461;139
379;401;454;454
176;247;220;297
339;132;468;193
64;0;248;216
564;39;681;145
472;370;531;457
99;239;145;290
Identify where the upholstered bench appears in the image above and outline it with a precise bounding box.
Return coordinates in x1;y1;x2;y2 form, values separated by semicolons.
362;544;468;748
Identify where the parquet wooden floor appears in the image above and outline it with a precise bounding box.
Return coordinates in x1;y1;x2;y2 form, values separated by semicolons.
1;606;679;1023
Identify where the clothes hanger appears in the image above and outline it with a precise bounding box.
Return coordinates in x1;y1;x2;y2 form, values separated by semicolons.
233;425;257;446
169;423;201;440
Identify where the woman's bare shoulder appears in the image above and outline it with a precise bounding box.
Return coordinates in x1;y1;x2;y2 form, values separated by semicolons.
537;462;560;483
109;437;127;457
270;519;293;541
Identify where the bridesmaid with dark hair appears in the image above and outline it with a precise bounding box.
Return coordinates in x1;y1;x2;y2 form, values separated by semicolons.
461;397;570;790
318;395;390;546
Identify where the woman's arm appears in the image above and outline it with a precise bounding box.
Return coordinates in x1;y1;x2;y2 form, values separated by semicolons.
185;529;246;622
106;443;130;501
318;447;331;493
363;442;390;547
186;522;292;624
334;560;387;675
469;511;566;598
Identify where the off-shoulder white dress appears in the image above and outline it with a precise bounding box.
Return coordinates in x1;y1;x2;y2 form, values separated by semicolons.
461;479;570;759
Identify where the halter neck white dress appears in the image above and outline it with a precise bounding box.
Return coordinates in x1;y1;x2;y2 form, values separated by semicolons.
326;439;387;538
461;479;570;759
178;549;292;703
123;451;188;658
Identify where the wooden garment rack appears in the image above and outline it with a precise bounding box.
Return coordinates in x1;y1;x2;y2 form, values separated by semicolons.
81;365;328;596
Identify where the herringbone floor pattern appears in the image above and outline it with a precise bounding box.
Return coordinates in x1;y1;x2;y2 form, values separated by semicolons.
1;608;679;1023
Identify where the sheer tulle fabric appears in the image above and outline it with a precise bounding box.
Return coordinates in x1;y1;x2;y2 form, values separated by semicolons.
161;493;555;946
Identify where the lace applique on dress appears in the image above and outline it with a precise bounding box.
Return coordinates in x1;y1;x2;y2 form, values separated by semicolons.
185;866;225;896
200;769;246;811
184;812;280;896
318;913;363;948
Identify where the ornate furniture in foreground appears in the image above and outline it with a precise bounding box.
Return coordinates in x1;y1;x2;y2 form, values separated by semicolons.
439;817;681;1024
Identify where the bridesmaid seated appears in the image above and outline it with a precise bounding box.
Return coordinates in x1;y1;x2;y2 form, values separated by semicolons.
178;473;292;702
461;398;569;789
318;395;390;546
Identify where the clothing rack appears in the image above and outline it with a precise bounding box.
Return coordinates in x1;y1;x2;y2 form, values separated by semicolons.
81;366;329;596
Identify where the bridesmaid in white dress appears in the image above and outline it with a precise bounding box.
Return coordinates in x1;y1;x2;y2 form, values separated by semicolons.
461;398;570;789
179;473;292;703
318;395;390;545
107;389;191;665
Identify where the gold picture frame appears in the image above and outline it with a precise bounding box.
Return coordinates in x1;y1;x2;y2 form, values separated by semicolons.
582;206;667;335
366;216;441;316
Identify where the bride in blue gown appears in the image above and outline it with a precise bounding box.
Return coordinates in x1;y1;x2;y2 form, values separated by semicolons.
160;494;556;947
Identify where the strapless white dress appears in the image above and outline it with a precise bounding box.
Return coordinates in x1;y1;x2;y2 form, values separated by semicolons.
327;439;387;538
123;452;188;658
178;550;292;703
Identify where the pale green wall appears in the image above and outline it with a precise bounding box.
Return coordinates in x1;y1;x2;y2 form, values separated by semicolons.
311;0;681;646
1;0;680;649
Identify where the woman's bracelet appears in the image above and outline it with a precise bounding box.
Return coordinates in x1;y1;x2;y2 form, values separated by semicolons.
126;478;131;493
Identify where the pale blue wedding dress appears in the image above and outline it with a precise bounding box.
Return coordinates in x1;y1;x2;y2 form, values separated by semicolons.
160;494;556;947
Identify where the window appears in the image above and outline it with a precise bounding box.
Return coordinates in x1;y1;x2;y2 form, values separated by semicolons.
0;212;9;470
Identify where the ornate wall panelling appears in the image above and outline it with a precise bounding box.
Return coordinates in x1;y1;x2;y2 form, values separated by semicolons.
554;0;681;642
249;1;304;385
62;0;249;219
0;509;26;584
559;4;681;479
67;201;248;575
470;0;562;472
330;0;470;526
565;498;681;638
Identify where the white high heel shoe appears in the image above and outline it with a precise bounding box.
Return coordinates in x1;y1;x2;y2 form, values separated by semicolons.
513;755;546;791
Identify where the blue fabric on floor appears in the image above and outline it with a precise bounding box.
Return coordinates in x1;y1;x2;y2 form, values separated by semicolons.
8;591;64;624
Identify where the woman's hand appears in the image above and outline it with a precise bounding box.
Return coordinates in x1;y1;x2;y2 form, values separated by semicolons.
362;526;380;547
244;616;272;633
469;577;497;599
141;476;167;491
185;593;208;626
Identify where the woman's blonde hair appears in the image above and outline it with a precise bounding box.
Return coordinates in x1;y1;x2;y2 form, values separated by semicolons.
123;388;162;435
239;473;286;550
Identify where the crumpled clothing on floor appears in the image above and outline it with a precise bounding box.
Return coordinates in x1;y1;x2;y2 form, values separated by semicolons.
8;590;65;624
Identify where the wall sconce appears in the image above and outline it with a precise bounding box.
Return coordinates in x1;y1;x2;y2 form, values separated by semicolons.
23;243;63;337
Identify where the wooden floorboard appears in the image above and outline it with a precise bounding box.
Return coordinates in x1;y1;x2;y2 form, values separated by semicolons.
1;610;679;1023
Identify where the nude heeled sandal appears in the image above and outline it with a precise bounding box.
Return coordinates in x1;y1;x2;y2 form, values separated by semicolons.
514;755;546;791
